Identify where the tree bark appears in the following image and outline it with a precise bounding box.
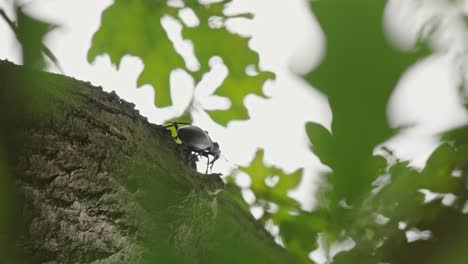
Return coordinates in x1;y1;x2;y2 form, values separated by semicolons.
0;60;298;264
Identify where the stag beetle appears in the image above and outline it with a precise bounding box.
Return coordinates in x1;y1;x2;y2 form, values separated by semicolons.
164;122;220;174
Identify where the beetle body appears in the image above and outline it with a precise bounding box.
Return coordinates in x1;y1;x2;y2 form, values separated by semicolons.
164;122;220;173
177;125;212;151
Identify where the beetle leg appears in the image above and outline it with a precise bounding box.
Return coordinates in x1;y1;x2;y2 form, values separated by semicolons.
188;151;201;164
205;154;210;174
209;158;215;172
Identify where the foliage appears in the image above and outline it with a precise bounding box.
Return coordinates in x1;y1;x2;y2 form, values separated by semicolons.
0;5;57;69
88;0;274;125
228;149;320;263
228;0;468;263
0;6;57;263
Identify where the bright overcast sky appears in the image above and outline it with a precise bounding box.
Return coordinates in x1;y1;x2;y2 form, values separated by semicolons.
1;0;468;213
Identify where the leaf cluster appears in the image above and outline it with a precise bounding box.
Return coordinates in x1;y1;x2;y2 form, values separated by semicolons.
88;0;274;125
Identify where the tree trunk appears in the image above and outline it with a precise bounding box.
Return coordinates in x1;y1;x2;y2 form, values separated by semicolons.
0;60;298;264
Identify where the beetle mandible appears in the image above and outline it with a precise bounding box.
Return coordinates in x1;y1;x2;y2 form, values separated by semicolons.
164;122;220;174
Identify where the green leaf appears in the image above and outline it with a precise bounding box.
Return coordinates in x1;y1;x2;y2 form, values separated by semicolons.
183;3;274;125
88;0;183;107
333;249;380;264
9;6;56;69
277;210;331;263
207;72;273;125
441;124;468;146
420;143;467;193
280;211;326;249
305;122;334;167
380;206;468;264
89;0;273;125
373;160;424;221
239;149;302;210
304;0;430;203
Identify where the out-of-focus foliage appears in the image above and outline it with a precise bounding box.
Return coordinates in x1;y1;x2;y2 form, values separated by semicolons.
1;6;56;263
15;8;56;69
0;151;13;262
306;0;429;204
239;149;303;217
89;0;273;125
228;149;321;263
226;0;468;263
0;6;57;69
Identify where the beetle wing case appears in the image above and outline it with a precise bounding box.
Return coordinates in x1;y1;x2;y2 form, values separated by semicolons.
177;125;212;151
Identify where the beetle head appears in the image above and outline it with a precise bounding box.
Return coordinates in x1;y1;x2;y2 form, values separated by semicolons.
211;142;220;163
207;142;220;172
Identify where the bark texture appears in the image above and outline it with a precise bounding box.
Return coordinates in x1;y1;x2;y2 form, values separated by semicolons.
0;60;298;264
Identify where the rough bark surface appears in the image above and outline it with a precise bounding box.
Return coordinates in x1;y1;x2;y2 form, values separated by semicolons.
0;60;298;264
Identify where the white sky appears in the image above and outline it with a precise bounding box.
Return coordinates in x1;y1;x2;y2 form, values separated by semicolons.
1;0;468;220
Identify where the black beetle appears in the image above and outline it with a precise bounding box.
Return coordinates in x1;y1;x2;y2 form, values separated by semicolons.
164;122;220;173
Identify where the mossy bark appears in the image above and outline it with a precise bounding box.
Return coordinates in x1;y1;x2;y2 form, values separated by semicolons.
0;60;298;264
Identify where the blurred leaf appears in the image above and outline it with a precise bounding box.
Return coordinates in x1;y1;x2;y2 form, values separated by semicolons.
345;141;468;263
0;149;13;262
88;0;182;107
207;72;273;125
232;149;312;258
184;2;274;124
17;8;53;68
305;122;334;167
239;149;302;210
89;0;273;125
304;0;430;203
300;1;434;260
420;143;460;193
333;249;380;264
0;7;56;69
374;161;423;219
280;210;327;260
441;124;468;146
381;206;468;264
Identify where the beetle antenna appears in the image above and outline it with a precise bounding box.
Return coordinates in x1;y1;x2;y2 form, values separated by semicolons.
220;154;240;168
